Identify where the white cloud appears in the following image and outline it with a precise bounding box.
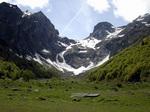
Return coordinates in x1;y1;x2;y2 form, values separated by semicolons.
0;0;50;9
112;0;150;22
86;0;110;13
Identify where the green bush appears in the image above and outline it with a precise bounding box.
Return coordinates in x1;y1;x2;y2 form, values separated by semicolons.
0;60;21;80
21;70;35;82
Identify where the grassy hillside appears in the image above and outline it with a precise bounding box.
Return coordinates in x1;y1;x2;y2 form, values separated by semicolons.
0;45;60;80
88;36;150;82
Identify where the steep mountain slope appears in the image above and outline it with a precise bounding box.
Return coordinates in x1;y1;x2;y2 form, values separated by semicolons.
0;2;150;76
0;2;75;61
56;15;150;75
88;36;150;82
0;44;60;80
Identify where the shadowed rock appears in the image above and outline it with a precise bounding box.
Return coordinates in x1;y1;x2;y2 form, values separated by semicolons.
11;88;20;91
71;93;100;98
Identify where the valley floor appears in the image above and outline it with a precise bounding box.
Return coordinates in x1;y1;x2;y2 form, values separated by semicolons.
0;78;150;112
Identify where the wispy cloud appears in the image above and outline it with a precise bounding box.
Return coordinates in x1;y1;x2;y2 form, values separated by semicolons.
112;0;150;21
0;0;50;9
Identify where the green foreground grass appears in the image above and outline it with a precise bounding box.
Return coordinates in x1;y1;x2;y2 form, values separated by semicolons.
0;78;150;112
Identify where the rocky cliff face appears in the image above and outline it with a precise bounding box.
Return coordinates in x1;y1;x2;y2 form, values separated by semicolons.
105;13;150;56
0;2;150;75
58;14;150;74
89;22;115;40
0;2;75;62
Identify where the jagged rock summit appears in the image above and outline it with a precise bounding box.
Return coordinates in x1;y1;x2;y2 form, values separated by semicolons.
0;2;75;62
89;22;115;40
0;2;150;75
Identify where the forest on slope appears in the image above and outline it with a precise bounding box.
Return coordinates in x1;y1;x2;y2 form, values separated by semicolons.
0;45;60;81
88;36;150;82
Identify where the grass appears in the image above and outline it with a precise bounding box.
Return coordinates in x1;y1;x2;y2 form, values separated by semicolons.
0;78;150;112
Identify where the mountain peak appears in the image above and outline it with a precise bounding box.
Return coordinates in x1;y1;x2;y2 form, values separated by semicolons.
93;22;114;32
0;2;20;11
134;13;150;22
88;22;115;40
0;2;22;15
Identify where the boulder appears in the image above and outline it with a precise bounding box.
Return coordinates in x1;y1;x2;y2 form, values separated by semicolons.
71;93;100;98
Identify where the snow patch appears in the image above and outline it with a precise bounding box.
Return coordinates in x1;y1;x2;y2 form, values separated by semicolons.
141;21;150;27
26;55;32;60
42;49;50;53
145;24;150;27
95;54;110;67
33;53;42;64
54;49;110;75
106;28;124;39
135;13;150;22
79;50;87;53
96;47;100;49
111;26;115;29
57;41;68;47
141;22;147;24
22;11;32;18
118;34;124;37
136;17;144;21
9;49;12;52
78;37;101;50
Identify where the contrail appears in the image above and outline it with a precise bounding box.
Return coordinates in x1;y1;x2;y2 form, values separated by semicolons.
60;5;84;36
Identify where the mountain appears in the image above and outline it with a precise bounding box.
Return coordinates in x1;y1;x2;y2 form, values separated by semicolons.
88;36;150;82
0;44;60;80
0;2;75;67
56;14;150;75
0;2;150;76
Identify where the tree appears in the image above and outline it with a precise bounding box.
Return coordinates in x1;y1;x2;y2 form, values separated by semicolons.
22;70;35;82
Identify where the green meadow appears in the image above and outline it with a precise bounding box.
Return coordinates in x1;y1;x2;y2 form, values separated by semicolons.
0;78;149;112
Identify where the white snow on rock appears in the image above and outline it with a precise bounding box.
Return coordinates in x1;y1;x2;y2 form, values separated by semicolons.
42;49;50;53
136;17;144;21
9;4;16;8
140;21;150;27
9;4;12;7
78;37;101;50
141;22;147;24
22;11;32;18
57;41;68;47
53;50;110;75
33;53;42;64
118;34;124;38
95;54;110;67
145;24;150;27
26;55;32;60
106;27;124;39
135;13;150;22
79;50;88;53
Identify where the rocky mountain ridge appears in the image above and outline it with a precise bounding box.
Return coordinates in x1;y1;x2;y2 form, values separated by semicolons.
0;2;150;75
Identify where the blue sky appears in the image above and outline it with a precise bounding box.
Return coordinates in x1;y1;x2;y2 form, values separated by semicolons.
1;0;150;40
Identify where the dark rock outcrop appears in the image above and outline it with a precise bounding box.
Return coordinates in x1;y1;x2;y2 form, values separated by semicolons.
0;2;74;61
89;22;115;40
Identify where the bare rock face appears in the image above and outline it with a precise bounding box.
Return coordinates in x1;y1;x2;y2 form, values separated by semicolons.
89;22;115;40
62;14;150;70
0;2;74;61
